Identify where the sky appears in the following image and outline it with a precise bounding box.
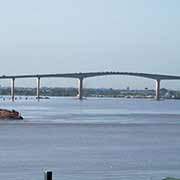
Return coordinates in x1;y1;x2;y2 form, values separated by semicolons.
0;0;180;89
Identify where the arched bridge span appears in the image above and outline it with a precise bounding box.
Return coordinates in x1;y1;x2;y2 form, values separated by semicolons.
0;72;180;101
73;72;180;80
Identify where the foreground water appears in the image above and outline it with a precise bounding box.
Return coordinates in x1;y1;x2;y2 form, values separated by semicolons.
0;97;180;180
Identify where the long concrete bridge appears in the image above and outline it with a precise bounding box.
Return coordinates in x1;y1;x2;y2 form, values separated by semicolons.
1;72;180;101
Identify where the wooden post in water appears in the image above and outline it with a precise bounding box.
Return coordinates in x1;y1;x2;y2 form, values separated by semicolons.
44;171;52;180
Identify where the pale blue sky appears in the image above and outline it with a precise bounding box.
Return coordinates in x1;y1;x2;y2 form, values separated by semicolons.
0;0;180;89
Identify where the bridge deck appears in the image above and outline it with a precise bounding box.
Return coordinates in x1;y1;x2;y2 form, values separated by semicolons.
0;72;180;80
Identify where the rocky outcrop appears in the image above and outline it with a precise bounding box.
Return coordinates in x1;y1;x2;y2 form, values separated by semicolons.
0;109;23;120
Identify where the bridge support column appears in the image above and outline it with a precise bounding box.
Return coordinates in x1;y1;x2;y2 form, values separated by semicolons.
155;79;160;101
36;77;41;100
11;78;15;102
78;78;83;100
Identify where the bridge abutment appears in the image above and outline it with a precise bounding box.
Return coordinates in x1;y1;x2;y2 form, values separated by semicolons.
78;78;83;100
155;79;160;100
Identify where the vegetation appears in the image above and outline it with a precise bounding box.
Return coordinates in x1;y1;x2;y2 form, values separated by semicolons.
162;178;180;180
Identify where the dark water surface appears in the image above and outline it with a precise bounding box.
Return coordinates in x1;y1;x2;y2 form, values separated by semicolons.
0;97;180;180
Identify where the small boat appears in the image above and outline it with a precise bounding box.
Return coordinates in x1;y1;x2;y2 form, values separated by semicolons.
0;109;23;120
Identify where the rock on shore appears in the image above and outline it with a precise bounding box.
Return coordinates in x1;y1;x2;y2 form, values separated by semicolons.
0;109;23;120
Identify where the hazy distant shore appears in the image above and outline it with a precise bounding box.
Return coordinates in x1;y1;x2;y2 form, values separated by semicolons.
1;86;180;99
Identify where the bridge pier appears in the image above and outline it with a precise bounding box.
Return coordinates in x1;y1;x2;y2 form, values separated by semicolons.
11;78;15;102
78;78;83;100
155;79;160;100
36;77;41;100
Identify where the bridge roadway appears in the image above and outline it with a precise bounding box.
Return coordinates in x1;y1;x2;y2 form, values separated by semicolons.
1;72;180;101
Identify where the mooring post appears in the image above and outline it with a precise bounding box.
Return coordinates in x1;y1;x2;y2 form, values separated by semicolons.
36;77;41;100
11;78;15;102
155;79;160;101
44;171;52;180
78;77;83;100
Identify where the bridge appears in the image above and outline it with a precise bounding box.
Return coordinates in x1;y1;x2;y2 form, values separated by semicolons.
1;72;180;101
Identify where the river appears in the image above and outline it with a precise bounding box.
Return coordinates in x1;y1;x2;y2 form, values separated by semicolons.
0;97;180;180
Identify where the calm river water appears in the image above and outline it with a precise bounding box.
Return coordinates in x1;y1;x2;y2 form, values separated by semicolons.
0;97;180;180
